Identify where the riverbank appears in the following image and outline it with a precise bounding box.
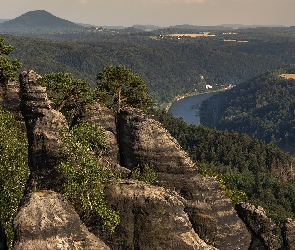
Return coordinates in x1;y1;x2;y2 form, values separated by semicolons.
165;89;223;113
168;92;216;126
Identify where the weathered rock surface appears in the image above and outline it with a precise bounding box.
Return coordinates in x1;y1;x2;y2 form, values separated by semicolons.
81;103;130;178
236;202;279;250
19;70;67;192
119;108;252;249
13;191;110;250
0;80;21;114
92;180;216;250
282;218;295;250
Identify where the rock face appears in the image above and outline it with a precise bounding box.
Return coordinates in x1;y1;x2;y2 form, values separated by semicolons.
81;103;130;178
119;108;252;249
95;180;217;250
0;80;24;126
19;70;67;192
15;71;111;249
13;191;110;250
236;203;279;250
282;218;295;250
14;71;290;249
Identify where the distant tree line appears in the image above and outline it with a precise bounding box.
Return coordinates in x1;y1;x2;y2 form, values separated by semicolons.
200;66;295;155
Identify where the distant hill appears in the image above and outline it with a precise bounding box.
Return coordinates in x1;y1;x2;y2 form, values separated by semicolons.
200;65;295;154
0;10;84;34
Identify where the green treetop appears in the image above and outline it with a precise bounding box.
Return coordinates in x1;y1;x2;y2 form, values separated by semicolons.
39;72;94;125
0;36;21;85
96;65;153;113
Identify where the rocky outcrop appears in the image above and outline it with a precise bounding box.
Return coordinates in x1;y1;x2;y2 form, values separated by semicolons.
0;80;23;123
14;70;291;249
91;180;216;250
236;203;279;250
19;70;67;192
13;191;110;250
119;108;252;249
16;71;217;249
282;218;295;250
81;103;130;178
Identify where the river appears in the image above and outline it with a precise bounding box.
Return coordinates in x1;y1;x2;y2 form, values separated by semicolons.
168;92;215;126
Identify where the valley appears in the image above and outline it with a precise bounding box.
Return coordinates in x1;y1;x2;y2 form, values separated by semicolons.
1;9;295;250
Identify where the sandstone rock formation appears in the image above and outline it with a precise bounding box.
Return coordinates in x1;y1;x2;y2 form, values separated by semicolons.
0;80;21;116
14;70;111;249
282;218;295;250
81;103;130;178
19;70;67;192
94;180;217;250
118;108;252;249
13;191;110;250
236;203;279;250
10;70;292;249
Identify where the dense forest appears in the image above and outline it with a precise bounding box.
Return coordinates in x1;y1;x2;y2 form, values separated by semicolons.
1;12;295;105
2;26;295;104
200;66;295;154
150;109;295;225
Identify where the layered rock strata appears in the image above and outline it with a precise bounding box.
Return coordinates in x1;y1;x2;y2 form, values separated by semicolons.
118;108;252;249
19;70;67;192
94;180;217;250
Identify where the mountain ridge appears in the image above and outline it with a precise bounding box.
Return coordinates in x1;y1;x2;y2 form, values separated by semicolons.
0;10;83;33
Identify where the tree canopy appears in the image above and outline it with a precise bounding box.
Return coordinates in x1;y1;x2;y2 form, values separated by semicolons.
58;122;120;232
0;108;29;248
0;36;21;85
96;65;153;113
39;72;94;124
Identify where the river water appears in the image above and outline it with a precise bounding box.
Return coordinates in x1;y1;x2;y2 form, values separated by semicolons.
168;92;215;126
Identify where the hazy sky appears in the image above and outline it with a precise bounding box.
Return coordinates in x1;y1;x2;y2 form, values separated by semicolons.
1;0;294;27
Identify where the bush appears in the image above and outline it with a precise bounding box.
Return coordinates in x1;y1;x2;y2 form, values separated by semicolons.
0;108;29;248
131;164;157;185
57;121;120;232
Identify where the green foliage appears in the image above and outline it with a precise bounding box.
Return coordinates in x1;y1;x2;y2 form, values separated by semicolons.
57;122;120;232
0;36;21;84
197;162;247;205
200;66;295;155
96;65;153;113
150;108;295;223
130;164;157;185
3;28;290;104
0;108;29;248
39;72;94;124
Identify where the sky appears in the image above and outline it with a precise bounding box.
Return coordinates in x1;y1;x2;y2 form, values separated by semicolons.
0;0;294;27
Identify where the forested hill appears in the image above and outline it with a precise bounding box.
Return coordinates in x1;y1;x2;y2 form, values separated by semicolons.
200;65;295;154
0;10;83;33
1;33;288;104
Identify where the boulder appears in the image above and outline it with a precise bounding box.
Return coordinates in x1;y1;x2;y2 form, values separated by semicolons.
13;191;110;250
236;202;279;250
92;180;216;250
282;218;295;250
